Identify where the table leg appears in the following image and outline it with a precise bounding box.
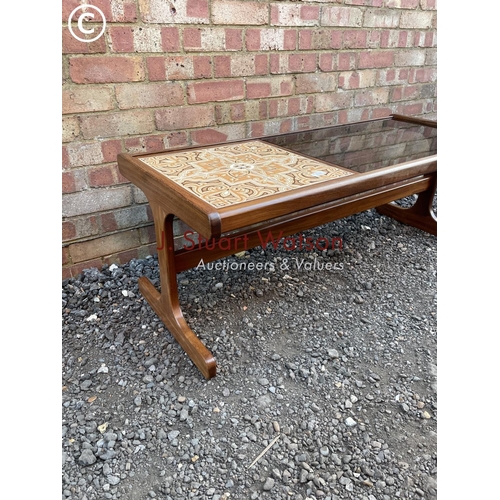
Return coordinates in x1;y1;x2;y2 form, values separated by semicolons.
375;173;437;236
138;203;217;379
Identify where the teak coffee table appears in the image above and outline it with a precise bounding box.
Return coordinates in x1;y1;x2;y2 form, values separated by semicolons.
117;114;437;379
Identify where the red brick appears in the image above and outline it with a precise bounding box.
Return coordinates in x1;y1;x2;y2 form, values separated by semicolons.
117;1;138;22
76;0;112;21
187;80;244;104
161;27;180;51
62;0;80;20
225;29;243;50
186;0;209;18
372;107;393;118
420;0;437;9
212;0;268;25
247;82;272;99
245;29;261;51
191;129;229;145
80;110;154;139
194;56;212;78
115;82;184;109
155;105;214;131
423;31;437;48
301;6;320;21
88;165;117;187
250;122;265;138
396;102;424;115
183;28;201;49
62;147;70;169
279;119;293;134
214;56;231;78
70;56;145;83
62;171;76;194
165;132;189;148
63;265;72;280
100;212;118;232
146;57;166;81
109;27;134;52
359;51;394;68
62;28;106;54
101;140;123;163
319;54;334;72
62;86;114;114
284;30;297;50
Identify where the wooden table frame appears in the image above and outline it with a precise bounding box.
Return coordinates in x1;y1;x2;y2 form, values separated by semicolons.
117;114;437;379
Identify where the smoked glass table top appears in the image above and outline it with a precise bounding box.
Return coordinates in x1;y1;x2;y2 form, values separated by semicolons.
264;118;437;173
138;140;353;209
135;117;436;210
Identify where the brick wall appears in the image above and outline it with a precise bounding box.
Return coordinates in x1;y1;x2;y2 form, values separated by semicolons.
62;0;437;279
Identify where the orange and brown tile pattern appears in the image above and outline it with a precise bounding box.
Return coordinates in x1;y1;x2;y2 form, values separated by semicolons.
138;140;353;208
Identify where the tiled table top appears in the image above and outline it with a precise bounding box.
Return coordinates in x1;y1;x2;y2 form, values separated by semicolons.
138;140;354;208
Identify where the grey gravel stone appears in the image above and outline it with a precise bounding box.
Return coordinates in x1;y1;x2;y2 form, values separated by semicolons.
62;208;437;500
78;449;96;466
263;477;275;490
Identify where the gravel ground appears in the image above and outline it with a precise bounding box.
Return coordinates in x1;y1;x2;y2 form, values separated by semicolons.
62;202;437;500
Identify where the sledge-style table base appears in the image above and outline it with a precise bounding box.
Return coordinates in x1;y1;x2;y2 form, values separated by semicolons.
118;114;437;379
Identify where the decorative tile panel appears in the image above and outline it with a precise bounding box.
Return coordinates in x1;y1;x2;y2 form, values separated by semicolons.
138;140;353;208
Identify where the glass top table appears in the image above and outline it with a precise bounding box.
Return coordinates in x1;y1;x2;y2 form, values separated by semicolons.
117;114;437;379
263;115;437;172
